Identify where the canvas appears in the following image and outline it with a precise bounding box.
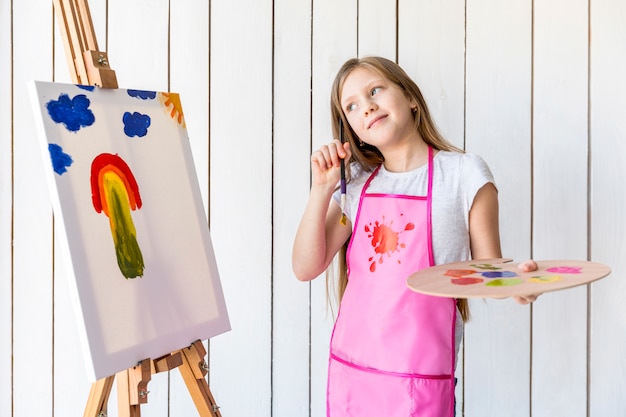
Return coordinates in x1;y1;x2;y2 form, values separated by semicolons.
28;81;230;381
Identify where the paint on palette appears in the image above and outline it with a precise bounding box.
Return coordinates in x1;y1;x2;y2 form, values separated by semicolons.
445;269;476;277
529;275;561;283
470;263;502;270
90;153;144;279
485;278;523;287
546;266;582;274
446;264;582;288
481;271;518;278
451;277;484;285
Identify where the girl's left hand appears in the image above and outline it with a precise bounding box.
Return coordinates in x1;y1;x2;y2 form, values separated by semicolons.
513;260;541;305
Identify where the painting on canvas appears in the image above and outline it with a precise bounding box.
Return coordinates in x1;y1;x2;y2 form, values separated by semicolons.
28;81;230;381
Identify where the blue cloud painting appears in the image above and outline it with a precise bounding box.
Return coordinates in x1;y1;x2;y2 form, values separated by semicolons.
46;93;95;132
48;143;73;175
123;111;151;137
128;89;156;100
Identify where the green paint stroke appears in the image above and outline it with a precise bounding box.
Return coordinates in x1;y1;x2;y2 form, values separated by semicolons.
485;278;523;287
471;263;501;270
107;175;144;278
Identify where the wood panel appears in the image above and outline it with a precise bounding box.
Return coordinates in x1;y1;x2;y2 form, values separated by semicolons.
590;0;626;415
0;0;13;414
169;1;210;415
3;1;626;416
208;1;273;415
399;0;466;149
358;0;396;59
12;0;54;416
49;2;107;415
273;0;313;415
108;0;170;92
398;1;467;409
100;3;170;416
170;0;210;206
463;1;533;415
531;0;589;415
310;1;356;415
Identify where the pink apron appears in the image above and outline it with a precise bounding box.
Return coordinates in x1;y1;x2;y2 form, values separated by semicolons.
327;147;456;417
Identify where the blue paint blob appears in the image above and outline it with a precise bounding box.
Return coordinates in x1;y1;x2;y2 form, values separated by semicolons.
48;143;73;175
128;89;156;100
76;85;95;91
123;111;151;137
481;271;519;278
46;93;95;132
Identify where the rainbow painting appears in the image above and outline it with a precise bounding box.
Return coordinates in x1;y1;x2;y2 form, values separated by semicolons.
28;81;230;381
91;153;144;279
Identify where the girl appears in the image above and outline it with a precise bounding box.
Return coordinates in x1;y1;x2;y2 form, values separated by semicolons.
292;56;537;417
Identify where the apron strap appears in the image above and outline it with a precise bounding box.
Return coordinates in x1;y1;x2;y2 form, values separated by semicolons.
426;146;434;266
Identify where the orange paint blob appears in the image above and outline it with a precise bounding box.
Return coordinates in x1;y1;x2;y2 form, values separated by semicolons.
159;92;186;127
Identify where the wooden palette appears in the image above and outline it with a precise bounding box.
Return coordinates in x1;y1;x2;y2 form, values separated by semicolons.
406;258;611;299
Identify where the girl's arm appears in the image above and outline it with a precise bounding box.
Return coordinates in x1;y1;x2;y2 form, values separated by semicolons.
292;141;353;281
469;182;540;304
468;182;502;260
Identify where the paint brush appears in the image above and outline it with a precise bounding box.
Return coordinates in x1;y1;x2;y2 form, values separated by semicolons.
339;118;347;225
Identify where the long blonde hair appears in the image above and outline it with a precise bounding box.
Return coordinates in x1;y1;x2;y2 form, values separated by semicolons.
328;56;470;321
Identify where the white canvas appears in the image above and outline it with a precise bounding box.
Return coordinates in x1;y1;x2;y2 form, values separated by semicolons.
28;81;230;381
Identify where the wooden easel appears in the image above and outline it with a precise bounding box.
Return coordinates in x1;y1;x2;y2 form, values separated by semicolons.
83;341;222;417
52;1;223;416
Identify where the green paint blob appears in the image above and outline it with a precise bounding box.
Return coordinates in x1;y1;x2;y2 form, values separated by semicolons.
485;278;523;287
471;263;501;270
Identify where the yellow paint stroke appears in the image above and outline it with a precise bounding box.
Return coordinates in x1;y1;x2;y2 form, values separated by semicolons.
91;153;144;279
529;275;561;283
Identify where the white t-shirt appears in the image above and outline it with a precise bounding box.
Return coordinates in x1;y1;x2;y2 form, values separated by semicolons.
333;150;496;363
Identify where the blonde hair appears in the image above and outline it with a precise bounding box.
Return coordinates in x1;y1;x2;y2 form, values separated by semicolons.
328;56;470;321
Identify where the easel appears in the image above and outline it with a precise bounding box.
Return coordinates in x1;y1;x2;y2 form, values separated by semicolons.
82;341;222;417
52;1;223;416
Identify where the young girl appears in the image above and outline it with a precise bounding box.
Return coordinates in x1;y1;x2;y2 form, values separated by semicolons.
292;56;537;417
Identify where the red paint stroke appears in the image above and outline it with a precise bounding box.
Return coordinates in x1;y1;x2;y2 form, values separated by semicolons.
451;277;484;286
91;153;142;215
365;216;414;272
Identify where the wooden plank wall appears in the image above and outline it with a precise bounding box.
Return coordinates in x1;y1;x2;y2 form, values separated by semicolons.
1;1;625;416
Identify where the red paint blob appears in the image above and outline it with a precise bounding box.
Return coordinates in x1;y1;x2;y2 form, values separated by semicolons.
451;277;484;286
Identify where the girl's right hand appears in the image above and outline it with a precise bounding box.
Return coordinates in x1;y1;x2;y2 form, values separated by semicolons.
310;140;351;187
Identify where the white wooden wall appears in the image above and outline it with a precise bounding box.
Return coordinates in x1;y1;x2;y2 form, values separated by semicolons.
1;1;625;416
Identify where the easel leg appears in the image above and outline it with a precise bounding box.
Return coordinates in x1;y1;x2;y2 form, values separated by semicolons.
178;341;222;417
83;343;221;417
83;375;114;417
116;359;152;417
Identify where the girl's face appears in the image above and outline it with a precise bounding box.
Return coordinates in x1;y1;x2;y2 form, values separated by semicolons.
340;67;416;151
